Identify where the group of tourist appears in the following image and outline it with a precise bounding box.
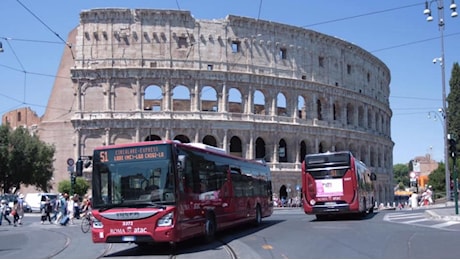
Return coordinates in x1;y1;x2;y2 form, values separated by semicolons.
40;193;91;225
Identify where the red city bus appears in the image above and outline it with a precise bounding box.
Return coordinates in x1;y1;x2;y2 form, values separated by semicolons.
90;141;273;246
301;151;376;219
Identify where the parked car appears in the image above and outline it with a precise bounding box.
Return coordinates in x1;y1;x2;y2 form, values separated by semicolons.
0;193;32;213
24;193;58;212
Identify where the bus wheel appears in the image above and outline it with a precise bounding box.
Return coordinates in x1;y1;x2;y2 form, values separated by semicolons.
204;214;216;243
254;204;262;226
316;215;326;221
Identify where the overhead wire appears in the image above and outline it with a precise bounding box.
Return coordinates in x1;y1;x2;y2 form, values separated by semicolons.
15;0;75;60
1;1;456;115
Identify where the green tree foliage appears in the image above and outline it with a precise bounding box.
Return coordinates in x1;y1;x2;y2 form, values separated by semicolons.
447;62;460;140
393;163;410;188
0;125;55;193
57;177;90;197
427;162;446;197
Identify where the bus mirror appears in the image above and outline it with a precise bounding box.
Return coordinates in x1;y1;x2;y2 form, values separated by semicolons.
370;172;377;181
177;155;185;171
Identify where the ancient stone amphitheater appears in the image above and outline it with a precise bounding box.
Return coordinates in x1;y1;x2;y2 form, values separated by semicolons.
36;8;394;203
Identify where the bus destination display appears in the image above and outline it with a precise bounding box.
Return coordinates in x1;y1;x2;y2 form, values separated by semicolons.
98;145;168;162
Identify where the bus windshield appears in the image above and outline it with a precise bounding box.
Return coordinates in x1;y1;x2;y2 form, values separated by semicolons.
92;156;175;209
307;168;349;179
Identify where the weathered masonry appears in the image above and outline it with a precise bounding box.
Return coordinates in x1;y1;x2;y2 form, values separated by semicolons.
37;9;394;203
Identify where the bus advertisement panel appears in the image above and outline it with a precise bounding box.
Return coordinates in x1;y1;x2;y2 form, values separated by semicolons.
90;141;273;246
301;151;376;219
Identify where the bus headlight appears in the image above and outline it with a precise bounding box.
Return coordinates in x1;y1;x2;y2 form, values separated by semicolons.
309;199;316;205
93;220;103;229
157;212;174;227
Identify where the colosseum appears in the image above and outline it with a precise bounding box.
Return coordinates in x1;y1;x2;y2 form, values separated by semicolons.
26;8;394;203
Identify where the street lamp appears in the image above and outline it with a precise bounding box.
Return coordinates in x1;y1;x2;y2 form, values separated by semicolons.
423;0;457;201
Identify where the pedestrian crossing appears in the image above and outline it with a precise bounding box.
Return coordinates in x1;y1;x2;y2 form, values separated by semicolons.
383;211;460;231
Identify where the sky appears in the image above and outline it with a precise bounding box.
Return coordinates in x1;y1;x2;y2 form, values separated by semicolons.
1;0;460;165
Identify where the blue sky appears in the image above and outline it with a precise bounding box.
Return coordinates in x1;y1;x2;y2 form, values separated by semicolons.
1;0;460;165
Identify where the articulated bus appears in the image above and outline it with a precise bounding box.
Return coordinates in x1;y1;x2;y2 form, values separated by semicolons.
301;151;376;219
90;140;273;246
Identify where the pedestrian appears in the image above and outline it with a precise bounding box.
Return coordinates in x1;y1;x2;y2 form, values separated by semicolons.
55;193;68;224
426;185;434;204
50;196;58;222
40;197;53;224
73;194;80;219
17;194;25;225
410;192;418;210
11;199;19;227
0;199;12;225
67;195;75;225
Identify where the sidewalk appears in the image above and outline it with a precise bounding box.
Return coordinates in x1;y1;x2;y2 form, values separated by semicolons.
424;201;460;221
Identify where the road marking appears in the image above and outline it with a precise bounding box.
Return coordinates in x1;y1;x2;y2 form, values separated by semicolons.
403;218;429;224
431;221;459;228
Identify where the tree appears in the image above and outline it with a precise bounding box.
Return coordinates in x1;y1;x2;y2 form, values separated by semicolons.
0;125;55;193
393;163;410;188
447;62;460;140
57;177;90;197
427;162;446;199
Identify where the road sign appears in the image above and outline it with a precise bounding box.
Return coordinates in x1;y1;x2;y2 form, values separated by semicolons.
67;158;74;166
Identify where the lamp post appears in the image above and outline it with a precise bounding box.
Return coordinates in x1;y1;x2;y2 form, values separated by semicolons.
424;0;458;201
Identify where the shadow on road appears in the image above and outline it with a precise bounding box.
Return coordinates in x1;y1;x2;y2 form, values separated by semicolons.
103;219;284;257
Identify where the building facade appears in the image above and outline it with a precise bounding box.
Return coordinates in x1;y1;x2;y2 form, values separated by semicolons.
32;9;394;203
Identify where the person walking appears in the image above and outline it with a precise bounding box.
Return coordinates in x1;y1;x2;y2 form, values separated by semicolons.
55;193;68;224
40;197;53;224
67;195;75;225
0;199;12;225
17;194;25;225
11;199;19;227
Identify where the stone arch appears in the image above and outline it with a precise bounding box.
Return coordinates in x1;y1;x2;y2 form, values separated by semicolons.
255;137;266;160
253;90;266;115
335;141;345;152
279;185;288;203
318;140;328;153
144;135;161;141
144;85;162;111
84;85;104;111
201;86;217;112
346;103;354;125
114;83;135;111
228;88;243;113
82;134;104;156
299;140;307;163
172;85;190;111
277;92;287;116
297;95;306;119
202;135;218;147
113;133;133;144
358;105;364;128
278;138;287;162
367;108;374;129
229;136;243;157
316;98;323;120
174;135;190;143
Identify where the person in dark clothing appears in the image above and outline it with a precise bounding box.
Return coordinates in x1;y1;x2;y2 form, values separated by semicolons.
41;197;53;224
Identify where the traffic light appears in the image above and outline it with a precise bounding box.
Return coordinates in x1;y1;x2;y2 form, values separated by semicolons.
448;134;457;158
71;174;76;186
76;158;83;176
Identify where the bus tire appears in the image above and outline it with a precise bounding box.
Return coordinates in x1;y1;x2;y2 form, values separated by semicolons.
316;214;326;221
254;204;262;226
204;213;216;243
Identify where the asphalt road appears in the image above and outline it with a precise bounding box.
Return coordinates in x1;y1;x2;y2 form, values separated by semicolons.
2;209;460;258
